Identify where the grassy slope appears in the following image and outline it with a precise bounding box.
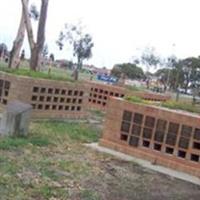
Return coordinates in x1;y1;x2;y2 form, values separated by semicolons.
0;61;94;82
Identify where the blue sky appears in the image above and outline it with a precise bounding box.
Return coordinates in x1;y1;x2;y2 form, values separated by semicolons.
1;0;200;69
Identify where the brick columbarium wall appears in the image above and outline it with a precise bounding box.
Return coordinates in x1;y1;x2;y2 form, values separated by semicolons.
86;81;126;111
100;97;200;177
86;81;170;111
0;72;88;119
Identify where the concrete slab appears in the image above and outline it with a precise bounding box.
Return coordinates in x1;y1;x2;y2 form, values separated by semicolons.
85;143;200;186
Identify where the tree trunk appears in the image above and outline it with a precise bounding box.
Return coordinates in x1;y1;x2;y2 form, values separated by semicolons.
184;76;189;94
22;0;49;71
73;57;82;81
34;0;49;70
8;4;27;68
175;69;180;102
30;46;40;71
74;68;79;81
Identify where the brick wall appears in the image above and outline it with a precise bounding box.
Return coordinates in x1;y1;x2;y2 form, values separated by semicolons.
86;81;170;111
100;97;200;177
0;72;88;119
86;81;126;111
0;72;170;118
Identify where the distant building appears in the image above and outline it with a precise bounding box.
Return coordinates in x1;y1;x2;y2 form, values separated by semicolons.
82;64;111;75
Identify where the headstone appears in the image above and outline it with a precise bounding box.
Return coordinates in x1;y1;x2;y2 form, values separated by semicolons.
0;101;32;137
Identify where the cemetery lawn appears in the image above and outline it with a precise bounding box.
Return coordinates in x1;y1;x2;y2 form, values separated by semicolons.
0;65;75;82
0;121;200;200
0;62;93;82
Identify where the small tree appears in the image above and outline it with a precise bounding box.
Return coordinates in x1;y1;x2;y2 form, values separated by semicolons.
56;23;94;80
140;47;161;72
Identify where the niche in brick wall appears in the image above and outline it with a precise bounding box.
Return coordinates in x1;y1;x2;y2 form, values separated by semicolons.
31;86;83;112
118;105;200;166
0;79;10;105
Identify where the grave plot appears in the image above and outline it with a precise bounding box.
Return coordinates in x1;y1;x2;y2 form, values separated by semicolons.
100;97;200;177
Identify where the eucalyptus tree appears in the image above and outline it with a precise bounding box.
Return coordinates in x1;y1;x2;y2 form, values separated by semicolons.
57;23;94;80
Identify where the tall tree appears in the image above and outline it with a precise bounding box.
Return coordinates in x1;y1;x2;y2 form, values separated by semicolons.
139;47;161;72
180;57;200;93
22;0;49;71
111;63;144;80
164;55;177;88
57;23;94;80
8;3;27;68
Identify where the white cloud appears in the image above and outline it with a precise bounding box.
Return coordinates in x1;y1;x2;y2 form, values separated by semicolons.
1;0;200;69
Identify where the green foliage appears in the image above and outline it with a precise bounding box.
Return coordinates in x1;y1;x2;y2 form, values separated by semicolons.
155;56;200;93
154;68;170;83
111;63;144;79
180;57;200;92
161;100;200;114
139;46;161;71
57;23;94;70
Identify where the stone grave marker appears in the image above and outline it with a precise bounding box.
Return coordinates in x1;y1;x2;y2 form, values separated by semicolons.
0;101;32;136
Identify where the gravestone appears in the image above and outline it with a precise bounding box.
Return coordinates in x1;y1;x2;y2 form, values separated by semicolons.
0;101;32;136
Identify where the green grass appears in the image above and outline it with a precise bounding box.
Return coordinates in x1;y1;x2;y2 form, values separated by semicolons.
125;95;200;114
81;189;100;200
0;121;199;199
0;61;95;82
33;185;69;199
161;100;200;114
0;121;100;150
0;156;19;175
34;121;101;143
0;135;50;150
126;85;144;91
0;65;75;82
125;96;145;104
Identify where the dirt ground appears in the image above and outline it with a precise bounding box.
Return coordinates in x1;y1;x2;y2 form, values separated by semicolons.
0;121;199;200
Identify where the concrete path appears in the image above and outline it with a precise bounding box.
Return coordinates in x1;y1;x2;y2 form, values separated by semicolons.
85;143;200;186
